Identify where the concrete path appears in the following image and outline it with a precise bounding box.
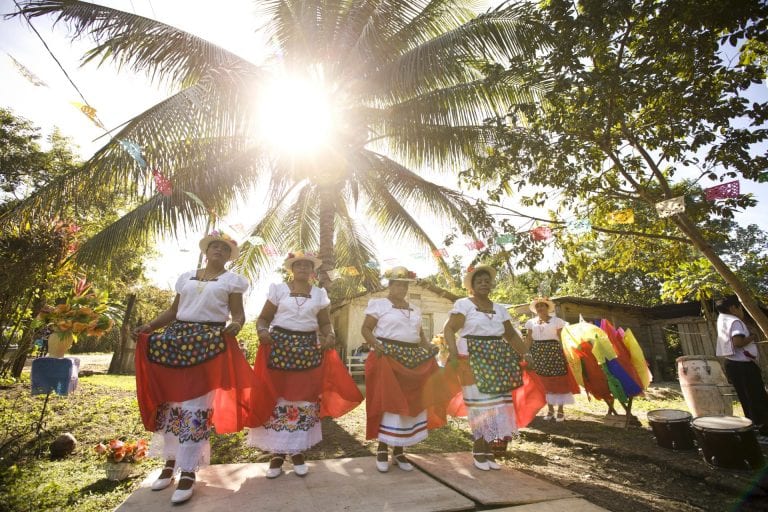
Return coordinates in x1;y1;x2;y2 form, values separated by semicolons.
115;453;608;511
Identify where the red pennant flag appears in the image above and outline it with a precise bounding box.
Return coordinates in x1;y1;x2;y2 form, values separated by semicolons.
151;169;173;196
464;240;485;250
531;226;553;241
432;248;449;258
704;180;739;201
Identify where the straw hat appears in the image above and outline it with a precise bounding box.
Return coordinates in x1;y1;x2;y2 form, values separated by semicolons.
283;251;323;272
383;266;417;283
529;296;555;314
199;231;239;261
462;265;497;291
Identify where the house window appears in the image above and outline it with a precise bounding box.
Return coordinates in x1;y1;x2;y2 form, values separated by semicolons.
421;314;433;340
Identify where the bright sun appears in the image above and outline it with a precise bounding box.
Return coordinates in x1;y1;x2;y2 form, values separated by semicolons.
256;74;336;157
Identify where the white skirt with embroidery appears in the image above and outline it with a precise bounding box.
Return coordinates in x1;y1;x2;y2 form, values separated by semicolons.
148;391;214;472
378;411;428;447
462;384;518;442
247;398;322;454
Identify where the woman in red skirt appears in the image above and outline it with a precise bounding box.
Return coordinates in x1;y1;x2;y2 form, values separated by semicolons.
524;297;579;422
249;252;362;478
362;266;448;473
134;231;254;504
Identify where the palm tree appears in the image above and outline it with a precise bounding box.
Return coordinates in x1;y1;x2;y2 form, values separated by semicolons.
6;0;548;290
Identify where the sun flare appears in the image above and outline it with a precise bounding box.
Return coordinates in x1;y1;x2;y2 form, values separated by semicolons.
256;74;336;157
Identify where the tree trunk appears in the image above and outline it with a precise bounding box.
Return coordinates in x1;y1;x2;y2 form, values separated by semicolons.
109;293;136;374
673;213;768;339
317;185;336;289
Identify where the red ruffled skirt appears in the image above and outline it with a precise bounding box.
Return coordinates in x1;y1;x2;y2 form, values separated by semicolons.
444;357;546;429
135;332;258;434
249;344;363;425
364;352;459;440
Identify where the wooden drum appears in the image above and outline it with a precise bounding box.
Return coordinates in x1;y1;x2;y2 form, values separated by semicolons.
677;356;733;417
691;416;765;471
647;409;696;450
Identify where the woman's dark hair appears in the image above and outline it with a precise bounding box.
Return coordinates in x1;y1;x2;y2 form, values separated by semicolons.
471;269;492;287
715;295;740;314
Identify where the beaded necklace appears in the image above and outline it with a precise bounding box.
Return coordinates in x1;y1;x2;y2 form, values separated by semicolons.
194;268;225;294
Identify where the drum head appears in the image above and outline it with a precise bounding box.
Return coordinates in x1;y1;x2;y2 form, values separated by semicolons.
692;415;753;431
676;355;718;363
647;409;692;422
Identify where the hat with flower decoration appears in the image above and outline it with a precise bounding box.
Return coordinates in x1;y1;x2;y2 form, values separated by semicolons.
529;296;555;314
462;264;497;292
383;266;417;283
199;230;239;261
283;251;323;272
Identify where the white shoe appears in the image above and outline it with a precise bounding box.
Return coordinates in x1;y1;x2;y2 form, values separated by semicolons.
170;475;195;504
472;453;490;471
266;456;284;479
485;454;501;470
393;453;414;472
376;450;389;473
293;464;309;477
151;468;175;490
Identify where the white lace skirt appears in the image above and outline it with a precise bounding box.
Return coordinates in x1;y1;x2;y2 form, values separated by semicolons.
248;399;322;454
545;392;575;406
378;411;428;447
462;384;518;441
148;391;215;472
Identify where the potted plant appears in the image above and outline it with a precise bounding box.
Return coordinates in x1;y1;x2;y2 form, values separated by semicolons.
94;438;148;481
35;278;116;357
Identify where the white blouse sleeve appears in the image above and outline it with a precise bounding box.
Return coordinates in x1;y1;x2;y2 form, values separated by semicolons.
498;305;512;323
175;271;193;294
553;317;567;329
266;282;285;306
524;319;534;331
364;298;383;319
317;287;331;309
450;298;472;317
229;273;249;294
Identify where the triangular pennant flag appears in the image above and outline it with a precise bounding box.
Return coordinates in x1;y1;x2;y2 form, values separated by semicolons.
248;235;265;246
118;139;146;168
566;218;591;234
71;101;105;130
655;196;685;218
606;209;634;224
531;226;553;241
364;260;379;270
263;245;279;257
432;248;448;258
7;54;47;86
327;269;341;281
151;168;173;196
343;266;360;276
464;240;485;250
704;180;740;201
495;233;517;244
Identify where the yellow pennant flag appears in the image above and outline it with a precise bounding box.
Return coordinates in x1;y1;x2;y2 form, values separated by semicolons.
71;101;105;130
606;208;634;224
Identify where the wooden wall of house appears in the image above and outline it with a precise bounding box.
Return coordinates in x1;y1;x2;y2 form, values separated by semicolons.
332;285;455;353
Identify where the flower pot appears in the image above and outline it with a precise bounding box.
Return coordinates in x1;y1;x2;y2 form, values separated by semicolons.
104;462;133;481
48;331;74;358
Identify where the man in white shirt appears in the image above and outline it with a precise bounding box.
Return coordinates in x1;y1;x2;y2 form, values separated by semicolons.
716;296;768;440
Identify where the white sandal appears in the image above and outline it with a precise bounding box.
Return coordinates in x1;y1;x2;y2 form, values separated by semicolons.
266;456;284;479
376;450;389;473
393;453;414;472
485;454;501;470
151;464;175;491
472;452;490;471
170;474;195;504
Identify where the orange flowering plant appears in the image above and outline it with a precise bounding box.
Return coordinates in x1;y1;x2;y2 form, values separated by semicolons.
35;278;116;342
94;438;148;464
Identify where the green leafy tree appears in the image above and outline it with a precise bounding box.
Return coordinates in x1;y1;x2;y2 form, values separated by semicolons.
465;0;768;335
5;0;549;297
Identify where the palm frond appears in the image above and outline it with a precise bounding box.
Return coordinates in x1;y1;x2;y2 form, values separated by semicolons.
281;183;320;251
14;0;252;87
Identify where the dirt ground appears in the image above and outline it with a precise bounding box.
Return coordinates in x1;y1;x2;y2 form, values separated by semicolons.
74;355;768;511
